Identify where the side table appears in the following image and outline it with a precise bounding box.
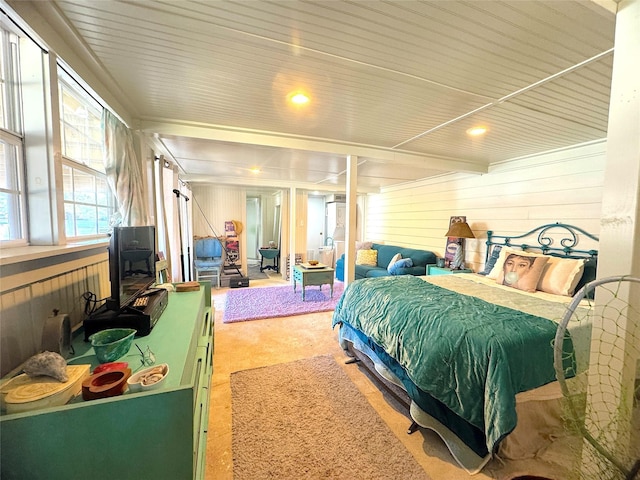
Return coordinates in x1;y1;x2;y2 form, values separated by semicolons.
293;265;334;301
259;248;280;273
427;266;473;276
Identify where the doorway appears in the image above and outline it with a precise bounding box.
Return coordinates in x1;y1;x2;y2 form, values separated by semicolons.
307;195;325;261
246;196;260;263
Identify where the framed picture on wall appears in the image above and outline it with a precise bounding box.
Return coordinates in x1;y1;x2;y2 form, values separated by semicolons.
444;215;466;267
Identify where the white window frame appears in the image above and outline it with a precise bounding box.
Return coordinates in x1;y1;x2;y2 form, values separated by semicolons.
0;130;26;246
0;24;26;246
58;69;114;240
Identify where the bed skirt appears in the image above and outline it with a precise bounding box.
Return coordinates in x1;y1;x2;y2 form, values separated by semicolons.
339;326;576;475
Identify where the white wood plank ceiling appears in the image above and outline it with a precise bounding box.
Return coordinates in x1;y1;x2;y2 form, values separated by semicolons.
12;0;616;193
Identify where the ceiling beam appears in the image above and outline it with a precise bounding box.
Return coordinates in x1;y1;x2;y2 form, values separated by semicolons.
179;173;380;194
140;119;488;175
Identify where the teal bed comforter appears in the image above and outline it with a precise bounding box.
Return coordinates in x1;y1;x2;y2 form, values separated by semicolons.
332;275;575;453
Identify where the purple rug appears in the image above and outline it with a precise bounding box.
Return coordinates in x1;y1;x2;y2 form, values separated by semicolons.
222;282;344;323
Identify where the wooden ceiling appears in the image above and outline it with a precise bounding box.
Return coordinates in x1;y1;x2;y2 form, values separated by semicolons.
10;0;617;193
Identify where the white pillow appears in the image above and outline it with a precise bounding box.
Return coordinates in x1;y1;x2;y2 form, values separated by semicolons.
537;257;586;296
387;253;402;273
355;241;373;251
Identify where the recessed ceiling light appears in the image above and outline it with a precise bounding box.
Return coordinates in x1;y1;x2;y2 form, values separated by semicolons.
467;126;488;136
289;92;310;105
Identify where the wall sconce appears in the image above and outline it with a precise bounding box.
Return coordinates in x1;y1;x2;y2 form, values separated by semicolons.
445;221;475;269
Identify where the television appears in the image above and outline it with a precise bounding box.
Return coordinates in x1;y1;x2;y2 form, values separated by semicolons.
106;225;157;312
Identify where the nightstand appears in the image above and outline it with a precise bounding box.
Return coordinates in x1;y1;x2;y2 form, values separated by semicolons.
427;265;473;276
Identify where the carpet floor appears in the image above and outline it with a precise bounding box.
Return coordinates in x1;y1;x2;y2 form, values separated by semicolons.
247;264;268;280
223;281;344;323
231;355;431;480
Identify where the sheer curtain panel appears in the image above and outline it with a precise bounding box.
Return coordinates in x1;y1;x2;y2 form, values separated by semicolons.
102;110;150;226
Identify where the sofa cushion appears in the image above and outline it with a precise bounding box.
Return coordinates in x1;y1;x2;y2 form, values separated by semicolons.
337;243;437;280
387;253;402;272
356;264;383;278
355;241;373;251
356;249;377;266
373;244;433;268
366;268;392;278
388;258;413;275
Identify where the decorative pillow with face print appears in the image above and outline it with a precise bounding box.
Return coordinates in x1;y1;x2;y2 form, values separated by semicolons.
496;251;549;293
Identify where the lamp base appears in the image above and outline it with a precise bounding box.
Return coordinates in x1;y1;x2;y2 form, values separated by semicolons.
451;243;465;270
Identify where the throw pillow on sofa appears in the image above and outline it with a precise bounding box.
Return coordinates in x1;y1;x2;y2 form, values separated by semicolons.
387;253;402;273
355;241;373;251
356;249;377;266
388;258;413;275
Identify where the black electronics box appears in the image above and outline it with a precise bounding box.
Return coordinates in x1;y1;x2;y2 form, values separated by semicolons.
83;289;168;339
229;276;250;288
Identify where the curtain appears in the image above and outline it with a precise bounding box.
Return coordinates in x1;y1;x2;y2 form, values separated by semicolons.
102;110;150;226
153;158;173;280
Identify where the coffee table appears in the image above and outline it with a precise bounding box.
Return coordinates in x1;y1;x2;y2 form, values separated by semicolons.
293;264;334;301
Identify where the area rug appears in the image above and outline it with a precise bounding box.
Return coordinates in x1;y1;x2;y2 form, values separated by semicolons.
222;281;344;323
231;355;430;480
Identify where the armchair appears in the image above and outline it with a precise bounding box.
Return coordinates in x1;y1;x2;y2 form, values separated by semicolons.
194;237;224;288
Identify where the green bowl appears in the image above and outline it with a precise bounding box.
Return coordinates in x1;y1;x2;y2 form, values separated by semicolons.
89;328;137;364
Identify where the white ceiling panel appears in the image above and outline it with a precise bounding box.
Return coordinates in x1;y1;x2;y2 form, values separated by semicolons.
10;0;617;193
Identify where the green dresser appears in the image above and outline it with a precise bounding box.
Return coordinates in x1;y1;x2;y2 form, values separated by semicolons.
0;284;213;480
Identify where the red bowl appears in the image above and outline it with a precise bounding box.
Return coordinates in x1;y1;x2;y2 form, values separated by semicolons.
93;361;129;375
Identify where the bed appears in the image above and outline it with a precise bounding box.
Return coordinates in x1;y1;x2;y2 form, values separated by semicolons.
332;223;599;474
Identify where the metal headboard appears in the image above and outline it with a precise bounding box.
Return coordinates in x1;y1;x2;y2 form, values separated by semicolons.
485;222;599;264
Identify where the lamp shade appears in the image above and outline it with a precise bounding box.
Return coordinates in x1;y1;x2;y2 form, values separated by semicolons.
445;221;475;239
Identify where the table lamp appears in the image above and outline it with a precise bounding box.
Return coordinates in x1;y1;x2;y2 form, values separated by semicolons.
445;221;475;269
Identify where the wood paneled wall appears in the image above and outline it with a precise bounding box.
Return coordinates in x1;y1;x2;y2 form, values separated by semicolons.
191;185;247;271
0;256;110;377
365;142;606;273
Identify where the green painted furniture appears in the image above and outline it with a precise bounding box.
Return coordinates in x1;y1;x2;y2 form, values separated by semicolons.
293;265;334;301
258;248;280;273
0;283;213;480
427;265;473;275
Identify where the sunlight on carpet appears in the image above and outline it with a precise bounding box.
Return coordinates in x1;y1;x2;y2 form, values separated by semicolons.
222;282;344;323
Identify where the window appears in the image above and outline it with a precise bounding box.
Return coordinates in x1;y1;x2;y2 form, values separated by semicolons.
0;25;26;245
59;68;114;239
0;27;21;133
0;133;25;242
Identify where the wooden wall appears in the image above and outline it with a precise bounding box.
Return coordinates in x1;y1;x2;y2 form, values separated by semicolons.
191;185;247;272
0;250;110;377
365;142;606;273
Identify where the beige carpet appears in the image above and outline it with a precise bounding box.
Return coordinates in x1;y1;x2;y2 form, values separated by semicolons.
231;355;431;480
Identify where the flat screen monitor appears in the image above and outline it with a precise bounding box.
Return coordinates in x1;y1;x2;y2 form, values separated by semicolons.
106;225;156;312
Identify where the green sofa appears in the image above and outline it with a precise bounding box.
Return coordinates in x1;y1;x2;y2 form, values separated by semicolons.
335;243;437;281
